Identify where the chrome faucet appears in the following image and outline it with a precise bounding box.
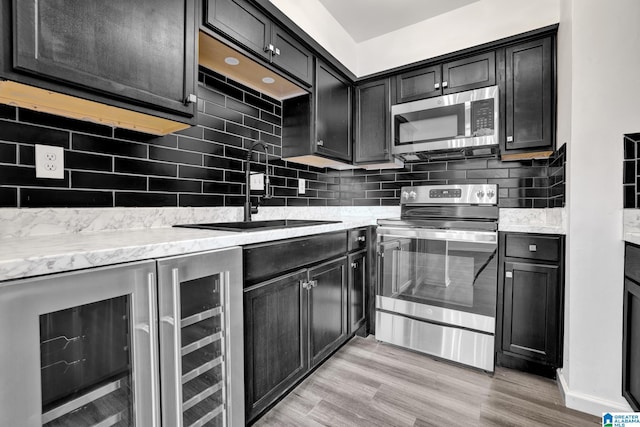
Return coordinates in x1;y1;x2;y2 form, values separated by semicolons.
244;140;271;221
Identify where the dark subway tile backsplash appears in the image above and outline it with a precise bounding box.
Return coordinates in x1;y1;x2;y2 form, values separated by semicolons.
0;67;565;209
623;133;640;208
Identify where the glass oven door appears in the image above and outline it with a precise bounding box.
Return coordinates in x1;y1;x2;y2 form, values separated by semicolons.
377;227;498;332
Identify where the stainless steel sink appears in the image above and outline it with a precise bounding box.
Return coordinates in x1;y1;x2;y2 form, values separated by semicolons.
174;219;341;232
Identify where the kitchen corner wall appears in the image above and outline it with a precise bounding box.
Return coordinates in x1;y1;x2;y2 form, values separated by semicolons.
0;67;565;209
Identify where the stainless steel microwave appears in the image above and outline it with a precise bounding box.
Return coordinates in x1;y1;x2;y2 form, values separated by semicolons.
391;85;499;160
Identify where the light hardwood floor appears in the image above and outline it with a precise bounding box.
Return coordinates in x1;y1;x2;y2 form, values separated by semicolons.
255;336;600;426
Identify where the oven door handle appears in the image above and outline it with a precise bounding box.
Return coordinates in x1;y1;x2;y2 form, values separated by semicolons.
377;226;497;244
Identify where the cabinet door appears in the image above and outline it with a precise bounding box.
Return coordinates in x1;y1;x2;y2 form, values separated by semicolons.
243;270;308;421
502;261;559;364
623;278;640;411
355;78;391;164
442;51;496;94
315;61;352;161
157;247;243;427
205;0;271;60
308;258;348;367
504;37;554;151
348;250;367;334
14;0;196;117
271;26;314;86
395;65;441;103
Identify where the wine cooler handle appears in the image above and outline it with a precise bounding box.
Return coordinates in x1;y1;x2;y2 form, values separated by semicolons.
159;268;183;427
147;272;160;427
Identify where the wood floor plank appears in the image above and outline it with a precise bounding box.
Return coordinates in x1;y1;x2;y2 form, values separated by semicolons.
254;336;601;427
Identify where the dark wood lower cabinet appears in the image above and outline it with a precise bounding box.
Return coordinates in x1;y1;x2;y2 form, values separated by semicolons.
243;270;308;421
309;259;348;367
348;250;367;334
244;257;348;423
502;261;559;362
623;242;640;411
497;232;564;377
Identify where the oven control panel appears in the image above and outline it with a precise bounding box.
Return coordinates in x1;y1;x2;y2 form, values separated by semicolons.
401;184;498;205
429;189;462;199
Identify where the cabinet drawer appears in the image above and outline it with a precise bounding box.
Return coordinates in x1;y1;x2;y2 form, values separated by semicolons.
243;231;347;286
625;243;640;284
348;228;368;252
504;234;561;262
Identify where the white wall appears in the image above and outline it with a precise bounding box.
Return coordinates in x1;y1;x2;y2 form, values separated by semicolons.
356;0;560;76
558;0;639;415
270;0;559;77
267;0;359;73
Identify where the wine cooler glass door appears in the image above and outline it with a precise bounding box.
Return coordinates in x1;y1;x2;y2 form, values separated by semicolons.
0;260;159;427
157;247;243;427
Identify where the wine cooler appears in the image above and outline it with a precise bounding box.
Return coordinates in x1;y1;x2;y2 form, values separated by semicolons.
0;247;243;426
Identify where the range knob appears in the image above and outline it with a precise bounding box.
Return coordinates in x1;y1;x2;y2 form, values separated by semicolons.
402;191;409;200
476;191;485;199
409;191;417;199
487;190;495;199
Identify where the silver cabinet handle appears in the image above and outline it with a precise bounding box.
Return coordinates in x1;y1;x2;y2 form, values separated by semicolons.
529;244;537;252
351;262;358;269
434;82;440;89
184;93;197;105
309;280;318;288
317;140;324;146
507;136;514;143
442;81;448;88
274;47;281;56
265;43;275;53
506;271;513;278
357;236;366;242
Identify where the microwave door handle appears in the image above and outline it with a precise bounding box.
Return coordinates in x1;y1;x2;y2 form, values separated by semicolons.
465;101;472;137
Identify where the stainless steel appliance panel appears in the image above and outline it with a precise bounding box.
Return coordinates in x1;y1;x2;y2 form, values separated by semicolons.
392;86;499;156
375;311;495;371
376;295;495;333
157;246;244;427
0;260;159;427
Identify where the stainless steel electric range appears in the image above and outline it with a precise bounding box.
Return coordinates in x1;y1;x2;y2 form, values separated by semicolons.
376;184;499;371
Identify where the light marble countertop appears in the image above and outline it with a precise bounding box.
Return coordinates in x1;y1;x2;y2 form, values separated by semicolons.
0;205;566;283
0;219;375;282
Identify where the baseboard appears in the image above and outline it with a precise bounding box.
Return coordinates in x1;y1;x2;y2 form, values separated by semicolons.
557;369;633;416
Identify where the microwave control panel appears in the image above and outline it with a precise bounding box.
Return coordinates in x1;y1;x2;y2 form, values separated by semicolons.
471;99;495;136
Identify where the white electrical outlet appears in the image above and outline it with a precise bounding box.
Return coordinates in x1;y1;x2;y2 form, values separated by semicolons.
35;144;64;179
298;178;306;194
250;173;264;190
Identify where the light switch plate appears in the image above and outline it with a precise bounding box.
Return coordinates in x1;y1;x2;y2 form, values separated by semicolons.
35;144;64;179
250;173;264;190
298;178;306;194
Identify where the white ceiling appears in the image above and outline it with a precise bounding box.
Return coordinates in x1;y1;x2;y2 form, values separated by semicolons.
316;0;481;43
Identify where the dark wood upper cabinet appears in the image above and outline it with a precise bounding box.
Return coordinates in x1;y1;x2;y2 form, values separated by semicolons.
314;61;352;161
270;26;314;86
395;65;441;103
442;51;496;94
355;78;392;164
205;0;313;86
8;0;197;120
205;0;271;60
503;36;554;153
394;51;495;103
